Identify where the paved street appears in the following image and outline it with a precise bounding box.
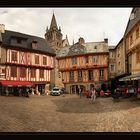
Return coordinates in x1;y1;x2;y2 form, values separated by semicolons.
0;94;140;132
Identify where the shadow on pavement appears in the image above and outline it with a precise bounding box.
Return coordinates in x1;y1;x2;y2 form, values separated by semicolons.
52;96;140;113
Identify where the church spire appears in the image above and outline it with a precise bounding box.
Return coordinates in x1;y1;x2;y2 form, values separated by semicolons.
50;13;58;30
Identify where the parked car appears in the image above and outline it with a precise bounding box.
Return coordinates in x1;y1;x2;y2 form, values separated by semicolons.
50;87;61;96
113;85;137;98
112;88;121;99
126;85;137;97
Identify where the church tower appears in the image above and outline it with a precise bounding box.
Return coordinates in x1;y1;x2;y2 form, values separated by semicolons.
45;13;65;89
45;13;63;53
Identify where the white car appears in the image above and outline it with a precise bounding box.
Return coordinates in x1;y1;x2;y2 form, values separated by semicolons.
51;87;61;96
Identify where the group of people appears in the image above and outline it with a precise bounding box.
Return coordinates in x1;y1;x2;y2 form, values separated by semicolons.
5;87;34;97
78;85;112;103
78;86;97;103
4;86;48;97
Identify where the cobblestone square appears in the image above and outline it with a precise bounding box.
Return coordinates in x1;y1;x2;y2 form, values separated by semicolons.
0;94;140;132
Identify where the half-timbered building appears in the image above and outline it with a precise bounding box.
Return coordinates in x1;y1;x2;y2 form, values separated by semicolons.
0;29;55;95
57;37;109;93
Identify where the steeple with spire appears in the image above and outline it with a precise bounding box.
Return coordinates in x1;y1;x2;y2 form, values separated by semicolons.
45;12;63;53
50;13;58;30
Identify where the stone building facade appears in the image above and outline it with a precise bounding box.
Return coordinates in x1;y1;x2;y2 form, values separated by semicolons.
108;45;116;80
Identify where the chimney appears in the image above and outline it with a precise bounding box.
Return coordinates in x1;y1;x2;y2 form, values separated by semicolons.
104;38;108;43
0;24;5;33
78;37;85;44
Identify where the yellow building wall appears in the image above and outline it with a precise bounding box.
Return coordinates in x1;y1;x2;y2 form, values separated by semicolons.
82;70;88;82
104;68;108;81
127;21;140;75
128;22;140;51
58;53;109;84
131;52;140;74
93;69;99;82
58;54;108;70
115;40;126;76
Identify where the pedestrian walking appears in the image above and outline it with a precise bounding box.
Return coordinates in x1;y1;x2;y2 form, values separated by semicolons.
26;88;30;98
90;87;96;103
18;88;22;97
79;87;82;98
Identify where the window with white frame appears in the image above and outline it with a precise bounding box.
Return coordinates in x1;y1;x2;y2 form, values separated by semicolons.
88;70;93;80
69;71;74;81
78;70;82;81
72;57;77;65
93;56;98;63
110;65;115;72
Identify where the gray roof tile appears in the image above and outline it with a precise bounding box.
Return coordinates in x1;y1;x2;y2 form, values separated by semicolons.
124;8;140;36
57;41;109;58
1;30;55;55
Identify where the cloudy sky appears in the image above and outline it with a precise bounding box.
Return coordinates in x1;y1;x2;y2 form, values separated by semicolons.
0;8;132;46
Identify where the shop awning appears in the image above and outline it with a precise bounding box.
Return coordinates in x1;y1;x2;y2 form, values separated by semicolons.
119;73;140;81
0;80;33;87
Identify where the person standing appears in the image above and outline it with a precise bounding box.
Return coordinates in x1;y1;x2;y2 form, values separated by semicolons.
79;87;82;98
26;88;30;98
90;87;96;103
18;88;22;97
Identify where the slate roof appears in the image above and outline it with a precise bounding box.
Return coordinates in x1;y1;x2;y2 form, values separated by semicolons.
83;41;109;53
124;8;140;36
57;40;109;58
1;30;55;55
68;43;86;56
57;46;70;57
108;45;116;50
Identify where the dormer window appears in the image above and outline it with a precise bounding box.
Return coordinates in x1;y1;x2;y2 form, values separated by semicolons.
17;38;22;44
32;40;38;49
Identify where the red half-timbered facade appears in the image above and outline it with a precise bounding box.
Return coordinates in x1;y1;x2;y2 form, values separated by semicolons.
0;30;55;95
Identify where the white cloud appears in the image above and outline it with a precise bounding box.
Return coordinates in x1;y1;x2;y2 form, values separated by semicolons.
0;8;132;45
